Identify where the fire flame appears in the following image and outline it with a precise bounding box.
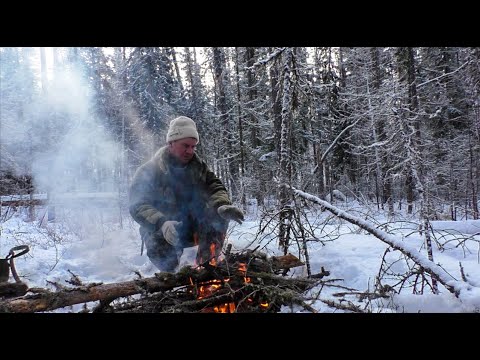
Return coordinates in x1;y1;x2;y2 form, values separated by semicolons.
190;242;269;312
209;243;217;266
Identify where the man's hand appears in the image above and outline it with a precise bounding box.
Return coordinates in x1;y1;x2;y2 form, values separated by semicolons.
217;205;245;224
161;221;182;246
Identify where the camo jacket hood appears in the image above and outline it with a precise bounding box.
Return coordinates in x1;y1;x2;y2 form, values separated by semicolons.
128;146;232;232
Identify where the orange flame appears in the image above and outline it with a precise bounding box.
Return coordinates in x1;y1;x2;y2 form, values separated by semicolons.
195;278;236;313
209;243;217;266
190;253;269;312
237;262;251;283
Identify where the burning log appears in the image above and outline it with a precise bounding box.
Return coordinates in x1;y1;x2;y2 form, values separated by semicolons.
0;251;328;313
110;251;327;313
104;263;320;313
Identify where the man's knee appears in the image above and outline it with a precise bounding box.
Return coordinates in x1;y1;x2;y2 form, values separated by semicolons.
148;252;179;272
143;230;180;272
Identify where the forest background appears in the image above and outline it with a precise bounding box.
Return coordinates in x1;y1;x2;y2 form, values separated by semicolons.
1;47;479;314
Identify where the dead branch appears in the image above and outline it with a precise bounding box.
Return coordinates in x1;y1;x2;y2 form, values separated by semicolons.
291;186;479;299
0;274;179;313
0;282;28;299
320;299;365;313
0;253;318;313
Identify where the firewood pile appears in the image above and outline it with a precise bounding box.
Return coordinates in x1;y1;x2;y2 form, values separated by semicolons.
0;247;330;313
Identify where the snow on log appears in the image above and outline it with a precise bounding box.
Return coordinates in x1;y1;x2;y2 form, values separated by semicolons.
290;185;480;304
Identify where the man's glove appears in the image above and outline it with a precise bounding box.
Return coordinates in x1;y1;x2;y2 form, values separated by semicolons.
160;221;182;246
217;205;245;224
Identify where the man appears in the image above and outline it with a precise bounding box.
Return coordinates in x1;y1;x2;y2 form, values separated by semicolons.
129;116;244;272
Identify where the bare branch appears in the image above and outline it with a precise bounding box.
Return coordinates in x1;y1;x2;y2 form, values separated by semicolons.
290;185;479;299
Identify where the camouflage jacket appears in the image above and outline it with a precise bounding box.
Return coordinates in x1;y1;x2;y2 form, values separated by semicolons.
128;146;231;232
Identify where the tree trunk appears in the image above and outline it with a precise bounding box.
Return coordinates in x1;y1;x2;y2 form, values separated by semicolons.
278;48;294;254
397;47;438;293
270;48;282;158
170;47;184;94
234;47;246;210
0;275;180;313
212;47;238;200
470;134;479;219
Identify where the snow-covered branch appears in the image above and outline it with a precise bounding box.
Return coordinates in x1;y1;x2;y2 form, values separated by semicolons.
247;48;286;69
319;117;363;166
289;185;480;303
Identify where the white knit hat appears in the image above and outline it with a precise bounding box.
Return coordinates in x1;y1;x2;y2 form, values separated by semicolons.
166;116;199;143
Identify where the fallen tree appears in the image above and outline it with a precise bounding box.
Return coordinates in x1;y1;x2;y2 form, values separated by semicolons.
290;185;480;306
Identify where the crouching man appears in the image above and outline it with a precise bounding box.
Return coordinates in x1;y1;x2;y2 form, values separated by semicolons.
129;116;244;272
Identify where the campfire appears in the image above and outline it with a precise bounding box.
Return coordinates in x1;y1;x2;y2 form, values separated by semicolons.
183;243;305;313
0;243;330;313
189;260;269;313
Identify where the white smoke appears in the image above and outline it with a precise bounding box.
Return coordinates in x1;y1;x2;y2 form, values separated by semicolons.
30;65;120;194
1;50;152;282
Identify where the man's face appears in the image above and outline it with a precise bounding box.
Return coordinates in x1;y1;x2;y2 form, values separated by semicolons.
169;137;198;164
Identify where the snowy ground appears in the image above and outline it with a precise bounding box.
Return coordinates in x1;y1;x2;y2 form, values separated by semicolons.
1;200;479;313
